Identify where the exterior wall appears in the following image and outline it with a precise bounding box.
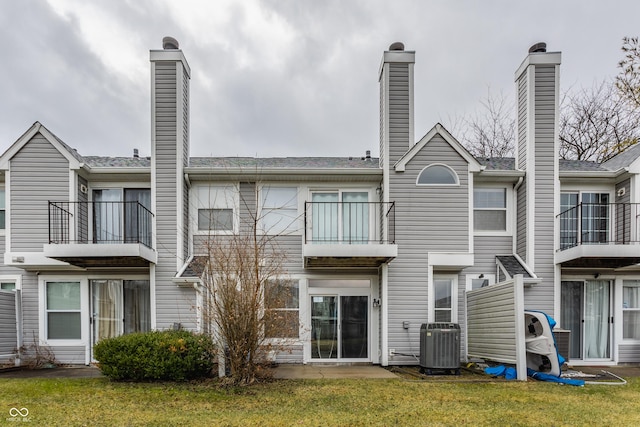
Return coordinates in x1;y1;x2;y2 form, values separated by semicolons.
387;135;471;363
10;133;69;251
387;62;411;165
152;56;197;331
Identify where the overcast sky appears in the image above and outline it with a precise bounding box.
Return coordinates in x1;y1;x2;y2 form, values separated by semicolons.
2;0;640;159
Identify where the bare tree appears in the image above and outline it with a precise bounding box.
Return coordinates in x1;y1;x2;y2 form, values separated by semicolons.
196;184;299;385
616;36;640;108
458;88;516;158
559;80;640;162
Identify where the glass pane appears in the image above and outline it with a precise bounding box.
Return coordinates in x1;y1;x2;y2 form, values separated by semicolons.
342;192;369;243
92;280;123;343
0;210;5;230
418;165;457;185
474;188;506;208
561;281;583;359
198;208;233;231
311;296;337;359
262;187;297;209
341;296;368;358
623;311;640;340
47;282;80;310
48;312;81;339
0;190;5;209
311;193;338;243
265;280;299;309
124;280;151;334
470;278;489;290
435;310;451;323
93;189;123;243
474;210;506;231
560;194;579;249
623;284;640;309
584;280;610;359
265;310;299;338
124;189;151;244
581;193;609;244
434;279;452;309
1;282;16;291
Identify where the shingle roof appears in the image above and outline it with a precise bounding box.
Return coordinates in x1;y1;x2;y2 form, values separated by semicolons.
559;159;609;172
176;256;208;278
476;157;515;170
602;142;640;171
188;157;380;169
496;255;532;278
84;156;151;167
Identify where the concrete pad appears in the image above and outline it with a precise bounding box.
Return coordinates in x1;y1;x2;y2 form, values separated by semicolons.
273;364;398;379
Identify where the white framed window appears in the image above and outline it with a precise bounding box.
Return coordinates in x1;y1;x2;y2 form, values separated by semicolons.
193;185;238;233
432;275;458;323
559;191;611;248
0;275;20;292
474;187;508;233
46;281;82;340
466;274;495;291
39;277;88;345
260;186;299;235
417;164;459;186
623;280;640;341
264;279;300;339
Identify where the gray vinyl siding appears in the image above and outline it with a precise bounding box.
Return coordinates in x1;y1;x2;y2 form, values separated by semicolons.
387;63;410;165
471;236;512;276
618;343;640;363
615;179;631;243
154;61;196;330
466;282;519;363
239;182;256;233
526;65;557;315
386;135;470;363
77;175;89;243
10;133;69;251
274;345;303;364
18;273;39;345
516;74;528;170
379;72;385;168
516;182;527;260
0;291;17;360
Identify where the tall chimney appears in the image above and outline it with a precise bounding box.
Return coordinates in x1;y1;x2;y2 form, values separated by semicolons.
379;42;415;169
514;42;561;314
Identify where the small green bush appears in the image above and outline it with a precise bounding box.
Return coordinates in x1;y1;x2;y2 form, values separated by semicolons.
93;330;216;381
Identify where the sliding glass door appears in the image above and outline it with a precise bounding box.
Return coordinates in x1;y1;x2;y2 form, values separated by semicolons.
310;295;368;360
91;280;150;347
561;280;612;360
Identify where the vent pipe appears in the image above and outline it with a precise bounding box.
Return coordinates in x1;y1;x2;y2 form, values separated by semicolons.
163;36;179;50
528;42;547;53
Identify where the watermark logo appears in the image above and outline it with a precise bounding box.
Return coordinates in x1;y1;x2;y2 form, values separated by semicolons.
7;407;31;422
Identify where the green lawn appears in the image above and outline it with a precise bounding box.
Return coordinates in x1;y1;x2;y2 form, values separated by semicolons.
1;376;639;426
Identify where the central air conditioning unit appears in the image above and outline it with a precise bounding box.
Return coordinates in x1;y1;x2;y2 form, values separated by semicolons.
553;329;571;363
420;323;461;375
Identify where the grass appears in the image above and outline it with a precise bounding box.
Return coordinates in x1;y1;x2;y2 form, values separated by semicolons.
1;375;640;426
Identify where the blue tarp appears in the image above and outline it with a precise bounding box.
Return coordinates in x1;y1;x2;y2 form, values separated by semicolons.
527;368;585;386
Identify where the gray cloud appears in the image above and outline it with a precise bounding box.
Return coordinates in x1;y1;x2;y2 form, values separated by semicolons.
2;0;640;160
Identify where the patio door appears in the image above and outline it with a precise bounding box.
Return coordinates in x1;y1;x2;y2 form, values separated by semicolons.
91;280;151;349
310;191;370;243
561;280;612;361
310;295;368;360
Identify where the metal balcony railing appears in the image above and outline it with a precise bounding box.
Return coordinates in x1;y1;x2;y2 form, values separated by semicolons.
49;201;153;248
557;202;640;250
304;201;395;244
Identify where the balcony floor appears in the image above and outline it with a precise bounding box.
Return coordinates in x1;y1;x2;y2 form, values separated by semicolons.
43;243;157;268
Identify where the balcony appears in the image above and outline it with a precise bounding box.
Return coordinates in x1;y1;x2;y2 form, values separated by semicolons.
303;201;397;268
43;201;156;268
556;202;640;268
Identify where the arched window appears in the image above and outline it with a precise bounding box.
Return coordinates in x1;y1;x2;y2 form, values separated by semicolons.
416;164;459;185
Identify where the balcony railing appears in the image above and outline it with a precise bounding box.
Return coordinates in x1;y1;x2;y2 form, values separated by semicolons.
49;201;153;248
557;202;640;250
304;201;395;244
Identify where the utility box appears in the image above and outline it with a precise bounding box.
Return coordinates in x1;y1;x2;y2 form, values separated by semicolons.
420;323;460;375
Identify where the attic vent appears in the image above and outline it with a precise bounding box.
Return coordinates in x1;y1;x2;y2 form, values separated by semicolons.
80;184;88;194
389;42;405;51
163;36;179;50
529;42;547;53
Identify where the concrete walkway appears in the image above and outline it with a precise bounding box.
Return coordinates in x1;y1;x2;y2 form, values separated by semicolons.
1;364;398;380
273;364;398;379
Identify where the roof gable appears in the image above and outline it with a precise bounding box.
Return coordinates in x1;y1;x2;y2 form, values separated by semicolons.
0;122;84;170
394;123;482;172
